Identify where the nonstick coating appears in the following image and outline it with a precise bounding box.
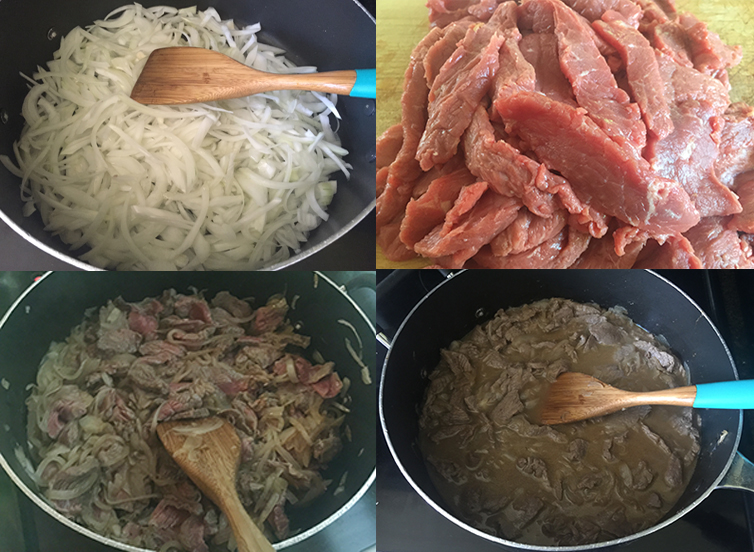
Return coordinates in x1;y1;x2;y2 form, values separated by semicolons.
0;271;376;550
0;0;375;270
379;269;741;551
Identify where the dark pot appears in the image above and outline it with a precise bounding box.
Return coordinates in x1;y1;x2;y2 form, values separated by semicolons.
379;269;754;551
0;0;375;270
0;271;376;551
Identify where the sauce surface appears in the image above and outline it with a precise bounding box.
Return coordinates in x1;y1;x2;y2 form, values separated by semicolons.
419;298;700;546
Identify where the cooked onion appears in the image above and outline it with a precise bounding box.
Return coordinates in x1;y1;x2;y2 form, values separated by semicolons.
0;4;350;270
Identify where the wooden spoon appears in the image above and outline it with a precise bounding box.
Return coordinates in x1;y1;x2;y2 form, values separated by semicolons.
539;372;754;425
157;417;275;552
131;46;376;104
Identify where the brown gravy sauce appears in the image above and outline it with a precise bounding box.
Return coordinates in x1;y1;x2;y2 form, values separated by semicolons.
419;299;700;546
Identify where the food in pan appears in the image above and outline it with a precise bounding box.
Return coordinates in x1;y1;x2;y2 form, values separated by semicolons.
26;289;350;551
0;5;349;270
419;298;700;546
376;0;754;268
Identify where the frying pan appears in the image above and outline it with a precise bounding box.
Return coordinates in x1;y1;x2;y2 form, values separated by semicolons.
379;269;754;551
0;271;376;551
0;0;376;270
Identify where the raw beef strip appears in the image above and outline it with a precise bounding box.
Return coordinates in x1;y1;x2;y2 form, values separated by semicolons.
593;13;673;140
464;105;558;217
424;21;474;86
729;174;754;234
400;167;479;248
376;166;389;197
560;0;641;26
684;217;751;268
377;28;444;229
538;0;647;151
571;226;647;268
428;0;511;28
519;33;577;106
414;188;521;262
678;13;742;81
632;234;703;268
499;91;700;234
715;103;754;189
440;181;490;231
489;208;568;256
647;53;741;217
416;4;509;170
378;212;418;262
376;125;403;170
472;225;590;268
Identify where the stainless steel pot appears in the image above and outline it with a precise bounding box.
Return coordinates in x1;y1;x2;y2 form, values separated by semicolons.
0;0;376;270
0;271;376;551
379;269;754;551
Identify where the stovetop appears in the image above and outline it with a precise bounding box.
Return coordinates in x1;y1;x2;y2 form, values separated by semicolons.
0;270;376;552
376;270;754;552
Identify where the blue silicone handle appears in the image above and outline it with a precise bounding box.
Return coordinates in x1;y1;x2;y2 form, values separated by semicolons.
350;69;376;99
693;380;754;408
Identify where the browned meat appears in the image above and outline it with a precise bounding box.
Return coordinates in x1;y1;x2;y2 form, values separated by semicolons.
46;387;93;438
252;296;288;334
594;13;673;140
415;8;507;170
499;92;699;234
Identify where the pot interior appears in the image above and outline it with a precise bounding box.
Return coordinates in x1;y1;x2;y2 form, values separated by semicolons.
0;0;375;269
0;271;376;549
380;269;741;550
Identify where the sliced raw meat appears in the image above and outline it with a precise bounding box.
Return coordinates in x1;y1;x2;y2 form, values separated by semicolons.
489;4;536;112
632;234;703;268
678;13;742;79
400;168;479;248
441;181;490;231
571;232;646;268
540;0;647;151
424;21;474;86
414;188;521;262
593;13;673;140
464;105;559;216
377;28;444;228
473;225;590;268
560;0;641;26
378;212;418;262
715;103;754;189
684;217;750;268
499;92;699;234
428;0;511;28
416;4;509;170
519;33;577;106
376;166;389;197
729;174;754;233
489;208;568;256
376;125;403;170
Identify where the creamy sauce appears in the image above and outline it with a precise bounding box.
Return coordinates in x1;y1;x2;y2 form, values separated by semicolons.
419;298;700;546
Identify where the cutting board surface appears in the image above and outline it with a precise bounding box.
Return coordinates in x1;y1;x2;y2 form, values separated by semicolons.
375;0;754;268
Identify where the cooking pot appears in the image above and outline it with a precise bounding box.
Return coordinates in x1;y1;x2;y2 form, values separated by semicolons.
0;271;376;551
0;0;376;270
379;269;754;551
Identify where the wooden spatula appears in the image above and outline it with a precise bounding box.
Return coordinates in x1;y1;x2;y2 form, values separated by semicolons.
156;417;275;552
131;46;376;104
539;372;754;425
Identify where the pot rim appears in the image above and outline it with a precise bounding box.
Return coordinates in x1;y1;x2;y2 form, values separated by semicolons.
0;270;376;551
378;268;743;551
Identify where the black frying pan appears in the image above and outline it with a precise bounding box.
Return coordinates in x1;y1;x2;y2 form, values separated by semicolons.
0;0;375;270
379;269;754;551
0;271;376;551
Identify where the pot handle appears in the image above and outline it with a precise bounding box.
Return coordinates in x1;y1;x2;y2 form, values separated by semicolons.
717;451;754;492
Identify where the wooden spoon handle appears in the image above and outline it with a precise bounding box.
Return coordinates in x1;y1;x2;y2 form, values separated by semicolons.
622;385;698;407
223;493;275;552
258;70;357;96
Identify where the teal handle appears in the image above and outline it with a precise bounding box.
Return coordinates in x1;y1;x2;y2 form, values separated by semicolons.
350;69;376;99
693;380;754;408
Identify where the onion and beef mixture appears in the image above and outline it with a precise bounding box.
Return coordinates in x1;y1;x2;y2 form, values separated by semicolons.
26;289;349;551
419;298;701;546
